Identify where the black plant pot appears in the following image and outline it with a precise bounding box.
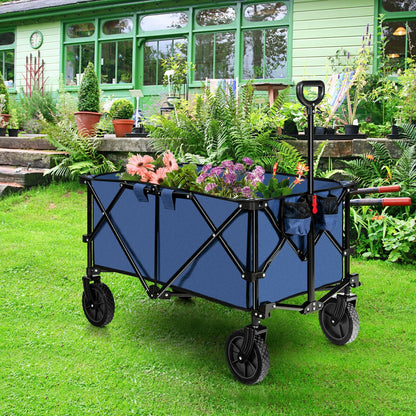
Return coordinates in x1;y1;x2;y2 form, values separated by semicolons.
314;126;326;135
8;128;19;137
283;120;298;136
0;127;6;136
344;124;360;135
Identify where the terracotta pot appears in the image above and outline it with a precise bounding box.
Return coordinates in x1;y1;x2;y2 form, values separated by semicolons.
1;113;10;128
112;119;135;137
74;111;102;137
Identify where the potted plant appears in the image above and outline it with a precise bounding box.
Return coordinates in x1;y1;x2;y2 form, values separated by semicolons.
7;108;20;136
332;25;372;135
74;62;102;137
161;49;194;107
110;98;134;137
0;71;10;130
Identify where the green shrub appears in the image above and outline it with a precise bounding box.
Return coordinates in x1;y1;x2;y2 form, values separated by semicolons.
78;62;100;113
110;98;134;119
0;71;10;114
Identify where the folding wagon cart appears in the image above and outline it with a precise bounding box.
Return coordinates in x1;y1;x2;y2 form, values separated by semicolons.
80;81;410;384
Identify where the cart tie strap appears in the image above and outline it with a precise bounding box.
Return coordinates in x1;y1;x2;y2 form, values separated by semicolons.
133;183;149;203
161;188;175;210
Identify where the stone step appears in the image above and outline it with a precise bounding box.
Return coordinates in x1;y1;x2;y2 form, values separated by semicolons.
0;165;50;186
0;148;66;169
0;181;24;197
0;135;55;150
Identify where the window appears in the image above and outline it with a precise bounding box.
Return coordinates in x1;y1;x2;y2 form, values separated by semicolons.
196;7;236;26
140;13;188;31
0;31;15;87
103;18;133;35
67;23;95;38
380;1;416;73
143;38;187;85
243;28;287;79
65;44;95;86
100;40;132;84
194;32;235;80
244;2;288;22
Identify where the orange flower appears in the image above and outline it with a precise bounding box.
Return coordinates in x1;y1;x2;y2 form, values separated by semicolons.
148;167;168;185
296;162;309;176
293;177;304;186
365;154;375;161
126;154;155;176
272;163;278;178
371;215;385;220
163;151;178;172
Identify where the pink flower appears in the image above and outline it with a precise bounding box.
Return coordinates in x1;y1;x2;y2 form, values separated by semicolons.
242;157;253;166
148;167;168;185
205;183;217;192
126;154;154;176
163;151;178;172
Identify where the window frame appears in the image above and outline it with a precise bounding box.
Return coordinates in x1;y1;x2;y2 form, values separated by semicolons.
377;0;416;74
0;28;16;91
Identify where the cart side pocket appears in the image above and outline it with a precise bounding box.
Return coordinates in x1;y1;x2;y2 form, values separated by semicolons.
283;196;311;236
315;194;338;232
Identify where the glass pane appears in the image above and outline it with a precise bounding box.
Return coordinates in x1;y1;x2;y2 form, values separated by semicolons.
65;44;95;85
67;23;95;38
195;33;214;79
103;18;133;35
140;13;188;31
194;32;235;80
383;21;416;74
243;28;287;79
143;38;187;85
101;42;116;84
4;50;14;87
143;41;158;85
382;0;416;12
243;30;264;79
244;3;288;22
196;7;236;26
265;28;287;78
0;32;15;46
117;41;132;83
215;32;235;78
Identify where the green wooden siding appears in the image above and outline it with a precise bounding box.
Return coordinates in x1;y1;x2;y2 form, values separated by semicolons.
16;22;61;92
292;0;374;80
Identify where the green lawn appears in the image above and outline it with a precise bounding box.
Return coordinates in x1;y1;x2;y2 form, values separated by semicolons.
1;183;415;415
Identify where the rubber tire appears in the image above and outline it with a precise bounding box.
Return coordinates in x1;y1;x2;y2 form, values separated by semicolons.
225;329;270;385
82;282;115;327
319;298;359;345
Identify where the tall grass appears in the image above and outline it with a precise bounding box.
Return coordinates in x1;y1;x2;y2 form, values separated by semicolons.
1;183;415;415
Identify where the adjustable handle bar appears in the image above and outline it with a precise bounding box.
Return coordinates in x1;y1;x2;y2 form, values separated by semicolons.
351;185;401;195
350;197;411;207
296;80;325;109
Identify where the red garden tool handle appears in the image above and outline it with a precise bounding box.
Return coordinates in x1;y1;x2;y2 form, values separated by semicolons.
351;185;401;195
350;197;411;207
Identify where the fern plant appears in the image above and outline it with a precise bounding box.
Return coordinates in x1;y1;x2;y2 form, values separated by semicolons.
43;118;119;179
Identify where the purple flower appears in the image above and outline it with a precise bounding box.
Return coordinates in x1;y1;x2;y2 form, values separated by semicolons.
242;186;252;198
202;163;212;173
224;171;237;184
205;183;217;192
242;157;253;166
234;163;245;172
196;172;208;183
210;166;224;177
221;160;234;169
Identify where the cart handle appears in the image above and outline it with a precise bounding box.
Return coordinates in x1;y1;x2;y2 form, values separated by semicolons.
350;197;411;207
351;185;401;195
296;80;325;109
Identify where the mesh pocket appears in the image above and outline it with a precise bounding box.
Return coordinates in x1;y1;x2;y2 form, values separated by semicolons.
283;196;311;236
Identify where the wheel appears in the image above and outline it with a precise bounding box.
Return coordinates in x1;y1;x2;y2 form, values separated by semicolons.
82;282;115;327
319;298;359;345
225;329;270;385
